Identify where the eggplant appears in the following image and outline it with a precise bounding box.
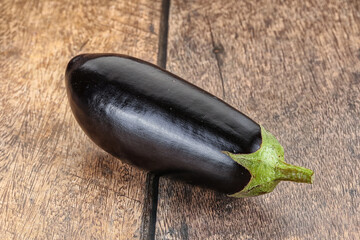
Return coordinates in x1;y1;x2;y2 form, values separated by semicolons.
65;53;313;197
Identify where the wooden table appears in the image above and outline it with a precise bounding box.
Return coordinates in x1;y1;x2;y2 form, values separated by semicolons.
1;0;359;239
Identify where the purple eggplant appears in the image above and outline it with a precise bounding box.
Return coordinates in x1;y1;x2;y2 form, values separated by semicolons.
65;54;313;197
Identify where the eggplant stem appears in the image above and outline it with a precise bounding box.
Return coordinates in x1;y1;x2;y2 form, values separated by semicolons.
225;125;314;198
275;162;313;184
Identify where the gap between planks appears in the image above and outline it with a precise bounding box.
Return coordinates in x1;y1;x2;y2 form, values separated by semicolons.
140;0;170;239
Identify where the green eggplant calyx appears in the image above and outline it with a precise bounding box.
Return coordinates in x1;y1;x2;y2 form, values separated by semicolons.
224;125;314;198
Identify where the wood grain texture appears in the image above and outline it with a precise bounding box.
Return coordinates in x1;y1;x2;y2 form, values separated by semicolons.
155;0;360;239
0;0;161;239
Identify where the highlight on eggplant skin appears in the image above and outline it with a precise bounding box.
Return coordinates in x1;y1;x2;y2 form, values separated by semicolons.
65;53;314;198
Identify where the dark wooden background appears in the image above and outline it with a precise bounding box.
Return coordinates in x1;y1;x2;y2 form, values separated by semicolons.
1;0;359;239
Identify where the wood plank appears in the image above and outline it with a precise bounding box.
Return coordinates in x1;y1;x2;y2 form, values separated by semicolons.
156;0;360;239
0;0;161;239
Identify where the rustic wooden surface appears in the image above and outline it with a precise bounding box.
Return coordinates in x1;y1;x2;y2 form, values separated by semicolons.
156;0;360;240
0;0;161;239
1;0;359;239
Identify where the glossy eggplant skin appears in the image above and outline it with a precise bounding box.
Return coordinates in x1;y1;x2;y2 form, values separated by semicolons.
65;54;262;194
